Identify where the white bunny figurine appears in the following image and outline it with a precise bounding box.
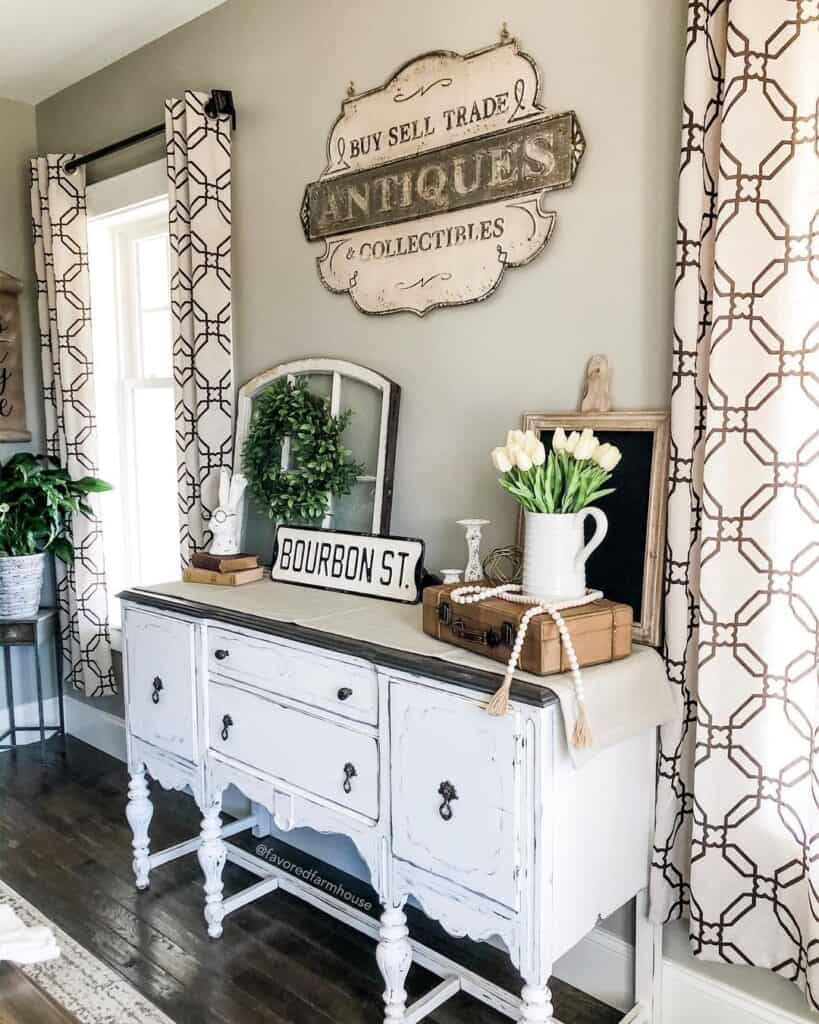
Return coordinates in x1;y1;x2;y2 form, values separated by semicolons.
209;468;248;555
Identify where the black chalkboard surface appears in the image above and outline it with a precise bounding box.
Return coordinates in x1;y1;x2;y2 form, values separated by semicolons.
519;413;669;645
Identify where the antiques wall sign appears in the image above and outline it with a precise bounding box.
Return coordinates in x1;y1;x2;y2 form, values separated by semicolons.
300;33;585;316
0;272;30;442
271;525;425;603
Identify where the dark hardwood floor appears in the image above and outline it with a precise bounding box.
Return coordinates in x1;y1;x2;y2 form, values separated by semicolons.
0;737;620;1024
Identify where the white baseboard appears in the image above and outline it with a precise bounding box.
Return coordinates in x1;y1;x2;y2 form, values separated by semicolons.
554;925;633;1012
663;954;814;1024
554;923;815;1024
64;696;127;761
0;697;61;745
61;700;815;1024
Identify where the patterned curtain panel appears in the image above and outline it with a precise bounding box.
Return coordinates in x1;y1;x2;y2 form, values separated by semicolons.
30;157;115;697
165;92;234;565
651;0;819;1007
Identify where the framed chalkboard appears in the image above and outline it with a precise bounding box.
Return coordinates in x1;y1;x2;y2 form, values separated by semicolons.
517;411;669;646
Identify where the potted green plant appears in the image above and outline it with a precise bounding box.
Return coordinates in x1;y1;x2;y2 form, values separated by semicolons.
0;452;112;619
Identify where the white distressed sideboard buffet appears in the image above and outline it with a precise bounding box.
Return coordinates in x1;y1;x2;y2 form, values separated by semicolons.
120;579;665;1024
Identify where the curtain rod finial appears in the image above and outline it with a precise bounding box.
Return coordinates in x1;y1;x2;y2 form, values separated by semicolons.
205;89;237;130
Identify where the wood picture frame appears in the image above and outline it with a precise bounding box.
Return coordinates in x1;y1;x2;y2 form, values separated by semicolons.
516;411;669;646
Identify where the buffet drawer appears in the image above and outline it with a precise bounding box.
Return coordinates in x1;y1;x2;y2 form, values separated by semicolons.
390;680;519;908
124;608;197;763
207;627;378;726
209;680;379;820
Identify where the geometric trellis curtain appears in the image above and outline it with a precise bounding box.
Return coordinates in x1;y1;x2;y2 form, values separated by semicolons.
30;156;116;697
650;0;819;1009
165;92;234;565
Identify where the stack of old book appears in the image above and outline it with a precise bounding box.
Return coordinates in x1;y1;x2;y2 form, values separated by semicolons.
183;552;264;586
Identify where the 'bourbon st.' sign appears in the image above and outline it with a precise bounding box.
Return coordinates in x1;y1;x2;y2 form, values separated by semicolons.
300;38;585;316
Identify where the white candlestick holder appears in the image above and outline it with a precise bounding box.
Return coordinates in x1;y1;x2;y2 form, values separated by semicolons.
457;519;490;582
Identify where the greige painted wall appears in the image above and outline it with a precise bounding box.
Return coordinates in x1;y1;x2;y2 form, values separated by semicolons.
36;0;686;574
0;97;53;711
0;97;40;455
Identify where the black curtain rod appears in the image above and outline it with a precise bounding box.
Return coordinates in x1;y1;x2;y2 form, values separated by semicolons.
64;90;236;175
65;123;164;174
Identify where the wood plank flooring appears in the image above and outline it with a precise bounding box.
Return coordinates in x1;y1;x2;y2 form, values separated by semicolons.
0;737;621;1024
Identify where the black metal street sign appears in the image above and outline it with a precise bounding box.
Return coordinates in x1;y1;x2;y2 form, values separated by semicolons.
271;526;425;604
300;37;585;316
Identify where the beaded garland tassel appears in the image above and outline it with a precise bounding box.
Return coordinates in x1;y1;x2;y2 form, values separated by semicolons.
450;583;603;748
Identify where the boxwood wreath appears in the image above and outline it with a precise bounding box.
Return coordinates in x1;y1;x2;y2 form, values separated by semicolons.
242;376;364;525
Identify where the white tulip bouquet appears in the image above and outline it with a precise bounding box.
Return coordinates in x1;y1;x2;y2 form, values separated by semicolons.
491;427;622;514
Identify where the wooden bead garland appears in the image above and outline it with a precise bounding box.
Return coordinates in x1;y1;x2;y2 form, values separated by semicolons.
450;583;603;749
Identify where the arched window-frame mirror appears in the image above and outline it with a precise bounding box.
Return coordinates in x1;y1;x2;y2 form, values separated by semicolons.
234;358;400;550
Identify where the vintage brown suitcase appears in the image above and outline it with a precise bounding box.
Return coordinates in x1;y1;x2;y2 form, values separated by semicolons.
422;583;632;676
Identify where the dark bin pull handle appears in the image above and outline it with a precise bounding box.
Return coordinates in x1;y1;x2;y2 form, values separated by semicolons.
438;780;458;821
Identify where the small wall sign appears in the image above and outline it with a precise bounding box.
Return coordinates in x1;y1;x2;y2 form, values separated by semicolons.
0;272;30;442
271;525;425;603
300;33;585;316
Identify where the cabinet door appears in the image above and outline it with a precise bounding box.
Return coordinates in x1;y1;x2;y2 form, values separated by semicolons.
124;608;197;763
390;681;520;908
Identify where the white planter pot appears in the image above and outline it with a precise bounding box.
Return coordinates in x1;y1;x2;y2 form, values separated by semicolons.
522;509;608;602
0;553;47;619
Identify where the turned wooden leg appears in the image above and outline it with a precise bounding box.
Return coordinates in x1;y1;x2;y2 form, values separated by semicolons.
126;764;153;890
197;795;227;939
376;903;412;1022
519;983;554;1022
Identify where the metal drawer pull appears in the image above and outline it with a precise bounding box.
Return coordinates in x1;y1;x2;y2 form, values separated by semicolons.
214;649;230;661
221;714;233;741
151;677;163;704
337;687;353;701
343;762;357;794
438;780;458;821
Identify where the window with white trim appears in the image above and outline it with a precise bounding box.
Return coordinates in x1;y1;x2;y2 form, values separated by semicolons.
88;163;178;629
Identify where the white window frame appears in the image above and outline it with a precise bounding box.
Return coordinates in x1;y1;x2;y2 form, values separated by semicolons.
88;160;175;647
233;358;400;546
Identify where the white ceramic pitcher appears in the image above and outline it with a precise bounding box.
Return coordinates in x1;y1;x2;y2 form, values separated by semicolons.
522;508;608;602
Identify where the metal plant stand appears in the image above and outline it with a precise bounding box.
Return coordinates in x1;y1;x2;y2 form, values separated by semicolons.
0;608;64;751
